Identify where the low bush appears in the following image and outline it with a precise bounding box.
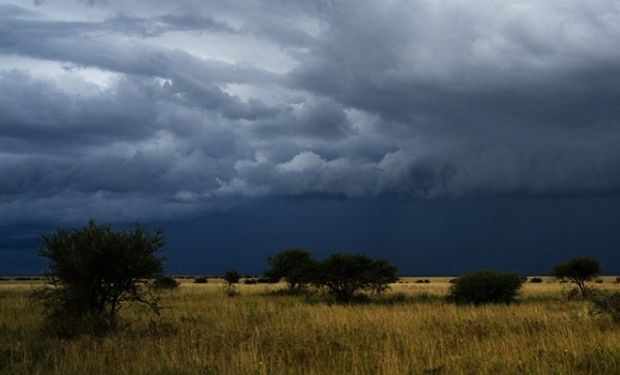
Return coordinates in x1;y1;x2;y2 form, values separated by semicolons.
194;277;208;284
244;279;258;284
565;287;582;300
258;277;277;284
447;270;523;305
410;292;444;303
376;292;409;304
530;277;543;283
153;276;179;290
589;291;620;323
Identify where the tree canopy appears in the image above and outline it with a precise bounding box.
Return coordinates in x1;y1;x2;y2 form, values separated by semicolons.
551;257;601;295
448;270;524;305
38;220;166;336
313;254;398;302
263;249;318;292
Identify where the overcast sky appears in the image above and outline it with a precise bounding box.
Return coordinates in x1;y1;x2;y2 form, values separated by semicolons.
2;1;620;274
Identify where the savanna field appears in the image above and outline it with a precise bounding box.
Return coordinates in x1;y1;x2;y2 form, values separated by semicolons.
1;278;620;375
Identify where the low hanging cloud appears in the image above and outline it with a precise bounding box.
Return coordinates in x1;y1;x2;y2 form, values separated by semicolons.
1;0;620;225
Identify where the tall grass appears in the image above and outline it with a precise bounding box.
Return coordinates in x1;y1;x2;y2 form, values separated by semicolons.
1;280;619;374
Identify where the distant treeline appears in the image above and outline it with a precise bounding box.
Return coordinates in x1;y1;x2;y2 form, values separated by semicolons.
8;220;620;337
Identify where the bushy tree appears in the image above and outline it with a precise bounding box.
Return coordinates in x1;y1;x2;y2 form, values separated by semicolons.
589;291;620;323
550;257;601;296
263;249;318;293
448;270;523;305
38;220;166;336
314;254;398;302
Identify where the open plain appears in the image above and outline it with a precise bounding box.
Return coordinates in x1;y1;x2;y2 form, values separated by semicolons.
1;278;619;375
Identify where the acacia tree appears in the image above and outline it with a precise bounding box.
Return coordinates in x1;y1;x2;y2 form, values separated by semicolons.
263;249;318;293
314;254;398;302
38;220;166;336
551;257;601;296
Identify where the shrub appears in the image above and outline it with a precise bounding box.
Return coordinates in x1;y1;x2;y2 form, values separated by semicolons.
415;279;425;284
263;249;318;293
550;257;601;296
565;287;582;300
194;277;208;284
530;277;543;283
153;276;179;290
37;220;165;336
244;278;258;284
448;270;523;305
589;292;620;323
313;254;398;302
616;277;620;284
376;292;409;304
595;278;604;284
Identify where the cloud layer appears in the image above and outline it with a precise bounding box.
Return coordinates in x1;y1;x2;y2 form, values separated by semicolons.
2;0;620;224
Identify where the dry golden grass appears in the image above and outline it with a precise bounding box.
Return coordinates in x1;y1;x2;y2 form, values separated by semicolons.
1;279;620;374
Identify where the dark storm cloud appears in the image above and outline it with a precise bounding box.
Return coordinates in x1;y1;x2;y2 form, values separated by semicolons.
0;71;161;147
1;0;620;224
250;97;353;140
0;10;278;84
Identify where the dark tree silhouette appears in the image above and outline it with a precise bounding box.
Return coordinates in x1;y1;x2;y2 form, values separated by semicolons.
448;270;523;305
551;257;601;296
314;254;398;302
38;220;166;336
263;249;318;293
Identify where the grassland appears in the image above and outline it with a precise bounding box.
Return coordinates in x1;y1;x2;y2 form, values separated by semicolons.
1;278;620;375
